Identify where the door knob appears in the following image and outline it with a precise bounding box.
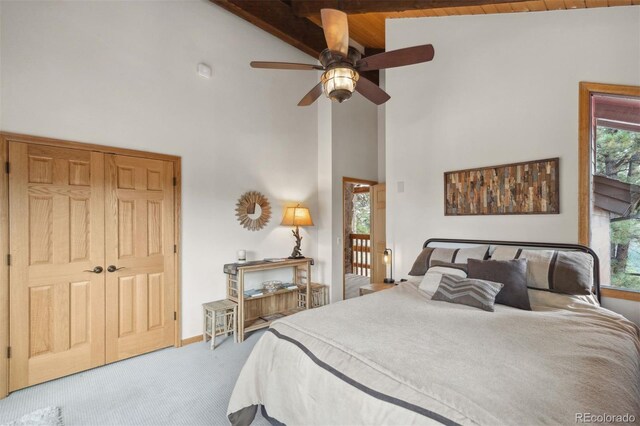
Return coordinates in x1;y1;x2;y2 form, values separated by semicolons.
107;265;125;273
84;266;103;274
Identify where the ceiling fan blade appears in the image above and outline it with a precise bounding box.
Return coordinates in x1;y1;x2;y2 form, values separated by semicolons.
298;82;324;107
250;61;324;71
320;9;349;56
355;77;390;105
357;44;435;72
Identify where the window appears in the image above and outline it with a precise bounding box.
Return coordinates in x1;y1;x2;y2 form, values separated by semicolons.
579;83;640;298
593;124;640;291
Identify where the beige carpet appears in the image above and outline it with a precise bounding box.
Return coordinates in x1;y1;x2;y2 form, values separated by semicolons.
0;331;269;426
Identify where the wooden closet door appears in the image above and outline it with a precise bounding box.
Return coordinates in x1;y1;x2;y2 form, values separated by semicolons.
9;143;105;390
105;154;175;362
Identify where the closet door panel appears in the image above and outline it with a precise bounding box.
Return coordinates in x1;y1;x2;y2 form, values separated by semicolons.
105;155;175;362
9;143;105;390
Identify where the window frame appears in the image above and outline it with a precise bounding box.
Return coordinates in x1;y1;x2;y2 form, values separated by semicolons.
578;82;640;301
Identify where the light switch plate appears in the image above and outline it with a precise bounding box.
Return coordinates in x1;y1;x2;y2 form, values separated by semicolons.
397;181;405;193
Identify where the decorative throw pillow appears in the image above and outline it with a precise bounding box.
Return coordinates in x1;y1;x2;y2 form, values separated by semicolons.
491;247;593;296
408;247;434;276
408;245;490;276
419;261;468;294
432;274;504;312
467;258;531;310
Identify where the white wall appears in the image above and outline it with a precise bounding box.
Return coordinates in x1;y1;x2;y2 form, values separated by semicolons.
0;0;321;338
386;6;640;323
316;95;378;302
316;100;333;287
331;96;378;301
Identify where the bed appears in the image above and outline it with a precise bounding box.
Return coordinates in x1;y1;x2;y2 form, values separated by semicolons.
227;239;640;425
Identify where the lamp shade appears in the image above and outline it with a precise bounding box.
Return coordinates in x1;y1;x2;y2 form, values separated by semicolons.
281;206;314;227
383;248;392;264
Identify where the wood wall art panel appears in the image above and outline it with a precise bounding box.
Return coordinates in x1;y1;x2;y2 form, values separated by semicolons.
444;158;559;215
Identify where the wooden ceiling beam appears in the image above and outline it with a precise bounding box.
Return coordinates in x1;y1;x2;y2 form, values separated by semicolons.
210;0;380;85
291;0;532;17
210;0;328;58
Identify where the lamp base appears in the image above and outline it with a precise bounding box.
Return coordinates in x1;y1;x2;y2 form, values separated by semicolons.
383;278;395;284
288;255;306;259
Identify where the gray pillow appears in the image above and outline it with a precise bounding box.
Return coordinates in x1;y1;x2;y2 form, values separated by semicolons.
408;247;434;276
467;258;531;311
431;274;503;312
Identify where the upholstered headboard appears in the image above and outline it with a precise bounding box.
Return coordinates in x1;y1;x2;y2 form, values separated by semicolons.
423;238;601;301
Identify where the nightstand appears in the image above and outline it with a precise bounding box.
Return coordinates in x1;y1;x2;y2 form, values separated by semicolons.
359;283;395;296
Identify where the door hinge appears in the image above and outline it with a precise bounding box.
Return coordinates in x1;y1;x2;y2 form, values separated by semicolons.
7;347;11;359
5;162;9;174
173;312;177;321
173;244;177;254
6;254;10;266
173;177;177;186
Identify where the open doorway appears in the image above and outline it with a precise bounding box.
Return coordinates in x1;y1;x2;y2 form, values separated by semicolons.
343;178;374;299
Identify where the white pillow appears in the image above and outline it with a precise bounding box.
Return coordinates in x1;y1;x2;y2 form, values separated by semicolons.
405;275;423;285
419;266;467;295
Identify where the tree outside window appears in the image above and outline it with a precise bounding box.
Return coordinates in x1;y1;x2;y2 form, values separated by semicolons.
351;192;370;235
594;127;640;291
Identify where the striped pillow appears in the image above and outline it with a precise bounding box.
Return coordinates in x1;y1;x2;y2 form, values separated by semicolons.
408;245;490;276
432;274;504;312
491;247;593;295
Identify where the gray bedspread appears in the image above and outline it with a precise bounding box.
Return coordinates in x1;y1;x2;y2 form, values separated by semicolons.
228;282;640;425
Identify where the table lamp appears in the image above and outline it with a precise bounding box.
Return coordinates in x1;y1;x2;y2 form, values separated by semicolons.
281;205;313;259
383;248;395;283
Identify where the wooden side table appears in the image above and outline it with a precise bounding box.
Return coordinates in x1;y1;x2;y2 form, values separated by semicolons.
203;299;237;350
359;283;395;296
225;258;313;342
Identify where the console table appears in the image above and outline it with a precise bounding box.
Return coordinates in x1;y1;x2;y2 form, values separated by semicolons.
224;258;313;342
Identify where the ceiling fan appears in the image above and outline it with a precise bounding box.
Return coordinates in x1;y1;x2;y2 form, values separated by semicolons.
250;9;435;107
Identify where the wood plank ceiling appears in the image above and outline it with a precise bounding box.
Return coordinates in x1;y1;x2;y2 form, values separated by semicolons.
212;0;637;55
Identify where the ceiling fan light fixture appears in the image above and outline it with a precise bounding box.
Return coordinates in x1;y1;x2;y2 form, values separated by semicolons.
321;67;359;103
249;10;433;107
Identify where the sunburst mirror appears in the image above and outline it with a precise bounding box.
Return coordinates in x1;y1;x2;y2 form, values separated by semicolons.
235;191;271;231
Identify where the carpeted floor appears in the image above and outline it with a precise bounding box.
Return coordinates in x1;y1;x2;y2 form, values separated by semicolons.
0;331;270;426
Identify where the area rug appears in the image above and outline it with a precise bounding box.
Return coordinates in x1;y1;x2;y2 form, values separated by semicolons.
2;407;63;426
